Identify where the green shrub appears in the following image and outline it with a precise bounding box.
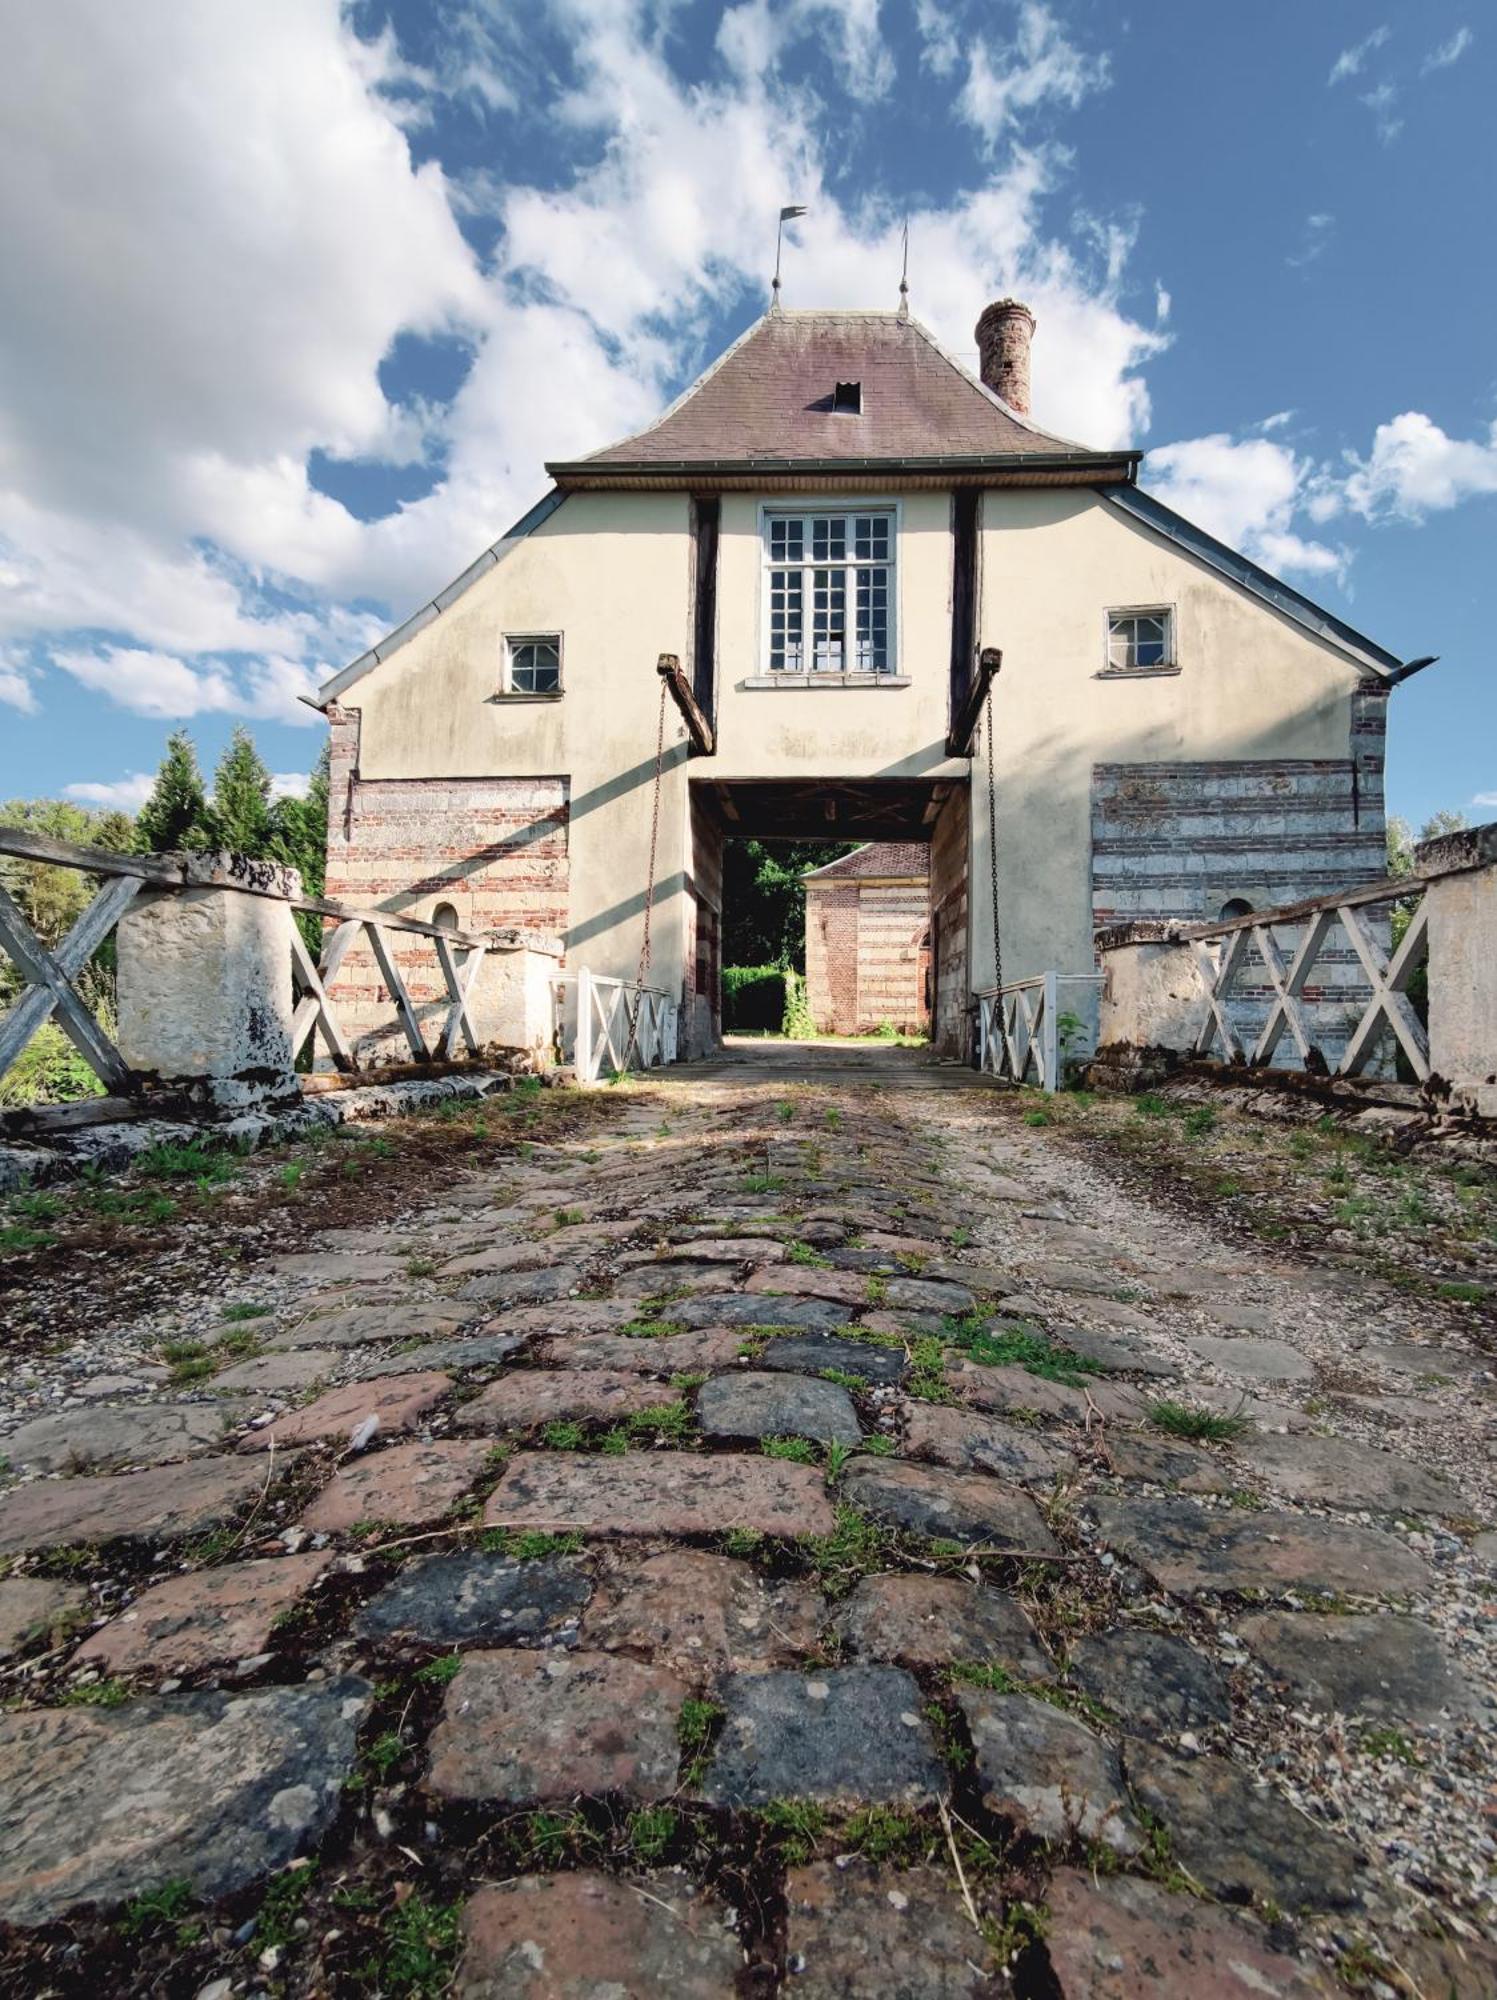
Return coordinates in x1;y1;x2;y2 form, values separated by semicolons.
782;966;816;1038
723;965;787;1030
0;1024;107;1109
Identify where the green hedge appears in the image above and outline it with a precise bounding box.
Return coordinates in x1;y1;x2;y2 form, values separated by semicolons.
723;964;787;1030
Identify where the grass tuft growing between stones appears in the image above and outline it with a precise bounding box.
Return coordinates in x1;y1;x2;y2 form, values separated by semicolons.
479;1529;583;1561
758;1798;826;1864
942;1312;1101;1386
799;1504;894;1596
678;1697;726;1787
761;1435;818;1464
357;1889;461;1998
1146;1399;1251;1442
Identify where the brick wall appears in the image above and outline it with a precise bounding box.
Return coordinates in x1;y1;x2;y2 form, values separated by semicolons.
806;882;860;1034
319;704;570;1060
1091;756;1389;1067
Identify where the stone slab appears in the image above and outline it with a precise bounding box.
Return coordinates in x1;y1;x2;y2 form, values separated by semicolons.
675;1294;854;1331
758;1334;905;1385
745;1266;874;1306
785;1860;991;1999
616;1261;748;1298
1129;1749;1366;1910
456;1872;744;1998
699;1667;947;1809
458;1264;582;1306
902;1404;1074;1488
535;1330;747;1375
352;1335;527;1379
1067;1629;1230;1737
664;1238;788;1263
0;1578;87;1660
0;1454;290;1556
73;1552;332;1675
299;1439;495;1532
696;1371;860;1445
580;1551;821;1677
1236;1431;1470;1520
356;1552;590;1649
485;1451;837;1539
1186;1336;1315;1385
943;1357;1147;1424
4;1402;242;1475
958;1690;1140;1854
0;1677;371;1926
270;1302;478;1351
454;1371;668;1430
1355;1340;1492;1387
831;1574;1048;1676
210;1350;339;1395
1055;1328;1177;1378
1234;1611;1472;1723
424;1649;686;1804
1043;1868;1335;1999
1091;1496;1433;1600
1100;1434;1239;1493
439;1242;557;1279
238;1371;451;1451
840;1458;1061;1555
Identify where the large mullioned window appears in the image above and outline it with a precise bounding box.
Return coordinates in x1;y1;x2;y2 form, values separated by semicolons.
765;510;895;674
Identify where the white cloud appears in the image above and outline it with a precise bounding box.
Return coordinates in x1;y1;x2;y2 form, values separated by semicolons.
1287;212;1335;268
913;0;961;78
1144;433;1347;577
1360;81;1403;143
49;645;323;727
1422;27;1473;74
1329;24;1390;85
958;2;1110;149
270;771;312;801
0;648;36;713
1258;410;1295;433
63;773;157;812
1154;284;1171;323
1334;411;1497;522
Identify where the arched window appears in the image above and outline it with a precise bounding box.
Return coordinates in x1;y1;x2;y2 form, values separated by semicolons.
1218;896;1253;922
432;901;460;932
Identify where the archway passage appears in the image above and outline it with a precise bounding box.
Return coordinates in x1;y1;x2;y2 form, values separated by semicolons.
686;776;971;1061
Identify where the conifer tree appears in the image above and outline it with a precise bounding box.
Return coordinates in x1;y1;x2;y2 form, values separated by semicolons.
208;725;273;855
135;730;209;854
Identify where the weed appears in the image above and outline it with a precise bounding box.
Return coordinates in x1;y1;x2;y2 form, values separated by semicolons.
541;1421;586;1451
858;1433;899;1456
1023;1109;1051;1128
119;1878;196;1937
1436;1281;1486;1304
865;1275;889;1306
555;1207;584;1227
361;1890;462;1998
943;1313;1099;1386
1147;1400;1251;1442
823;1440;853;1482
801;1505;892;1597
787;1239;831;1268
414;1652;465;1686
921;1698;971;1770
722;1528;765;1559
481;1530;583;1561
256;1859;317;1948
905;1335;952;1403
620;1317;688;1340
759;1798;826;1863
949;1661;1023;1693
819;1367;865;1391
8;1190;62;1221
824;1106;842;1129
159;1338;217;1385
678;1696;725;1784
762;1435;817;1463
0;1225;56;1253
60;1677;131;1708
599;1427;631;1455
279;1161;305;1191
1183;1106;1217;1137
741;1174;785;1194
626;1805;679;1864
1360;1726;1421;1766
626;1400;694;1444
137;1138;238;1186
405;1255;437;1279
948;1225;972;1248
844;1804;930;1864
669;1371;708;1392
364;1730;405;1780
777;1102;796;1124
222;1301;272;1322
1133;1094;1172;1119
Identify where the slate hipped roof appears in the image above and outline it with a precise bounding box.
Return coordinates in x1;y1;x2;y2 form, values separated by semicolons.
805;842;930;882
547;309;1138;487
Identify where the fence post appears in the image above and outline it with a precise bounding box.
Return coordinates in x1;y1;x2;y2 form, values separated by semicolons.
1416;819;1497;1116
575;967;595;1085
1041;969;1059;1093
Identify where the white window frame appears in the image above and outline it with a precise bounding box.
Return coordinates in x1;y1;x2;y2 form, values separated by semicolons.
502;631;564;696
1102;605;1176;676
759;502;900;678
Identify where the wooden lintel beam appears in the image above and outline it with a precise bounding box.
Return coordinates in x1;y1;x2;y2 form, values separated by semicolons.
657;653;715;756
947;646;1002;757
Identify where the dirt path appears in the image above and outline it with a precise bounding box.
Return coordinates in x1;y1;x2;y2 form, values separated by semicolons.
0;1054;1492;1996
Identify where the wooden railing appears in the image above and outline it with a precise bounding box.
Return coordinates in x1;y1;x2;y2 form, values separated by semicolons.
0;826;517;1098
973;972;1104;1092
555;969;679;1083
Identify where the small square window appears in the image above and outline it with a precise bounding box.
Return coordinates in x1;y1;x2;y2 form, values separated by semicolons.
505;634;561;694
1106;609;1173;672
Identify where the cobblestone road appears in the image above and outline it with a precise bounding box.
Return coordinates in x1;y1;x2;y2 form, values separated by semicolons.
0;1047;1493;1996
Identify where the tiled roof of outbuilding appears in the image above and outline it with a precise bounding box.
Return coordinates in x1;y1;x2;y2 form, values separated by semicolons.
558;310;1112;471
805;843;930;882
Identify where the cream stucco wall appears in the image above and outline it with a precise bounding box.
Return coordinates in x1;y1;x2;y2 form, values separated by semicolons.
972;487;1367;997
336;479;1373;1028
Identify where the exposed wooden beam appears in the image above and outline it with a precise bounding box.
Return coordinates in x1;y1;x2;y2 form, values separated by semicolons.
947;646;1002;757
657;652;715;756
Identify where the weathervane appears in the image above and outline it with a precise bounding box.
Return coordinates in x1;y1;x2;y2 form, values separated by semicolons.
771;205;807;310
898;219;910;318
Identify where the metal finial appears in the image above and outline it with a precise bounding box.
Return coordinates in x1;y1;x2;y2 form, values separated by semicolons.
773;205;807;311
898;219;910;318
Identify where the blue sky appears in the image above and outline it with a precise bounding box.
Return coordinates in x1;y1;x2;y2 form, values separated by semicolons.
0;0;1492;829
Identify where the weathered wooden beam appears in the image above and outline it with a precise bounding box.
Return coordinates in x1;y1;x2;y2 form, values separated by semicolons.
657;653;715;756
0;878;137;1092
947;646;1001;757
0;825;184;884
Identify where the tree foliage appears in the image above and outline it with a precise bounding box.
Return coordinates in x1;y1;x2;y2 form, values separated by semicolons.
722;838;852;970
1387;809;1468;878
135;731;209;855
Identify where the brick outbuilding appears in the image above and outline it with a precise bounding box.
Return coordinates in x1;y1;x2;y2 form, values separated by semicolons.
804;844;930;1036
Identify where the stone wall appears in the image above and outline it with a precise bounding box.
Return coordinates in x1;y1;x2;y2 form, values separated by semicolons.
929;787;970;1058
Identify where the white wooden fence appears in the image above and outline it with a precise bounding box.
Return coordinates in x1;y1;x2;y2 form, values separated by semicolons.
292;916;487;1071
973;972;1104;1092
555;969;679;1084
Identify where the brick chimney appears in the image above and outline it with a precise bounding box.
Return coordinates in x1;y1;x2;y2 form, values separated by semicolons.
975;298;1036;416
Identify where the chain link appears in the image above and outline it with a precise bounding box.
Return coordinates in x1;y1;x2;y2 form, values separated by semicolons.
619;672;669;1074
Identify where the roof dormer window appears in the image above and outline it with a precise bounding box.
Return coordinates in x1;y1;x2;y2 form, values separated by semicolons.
832;380;862;414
